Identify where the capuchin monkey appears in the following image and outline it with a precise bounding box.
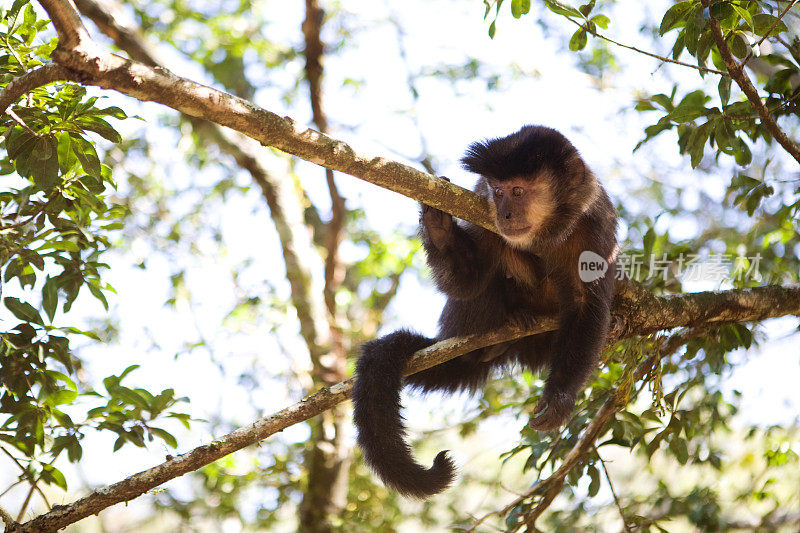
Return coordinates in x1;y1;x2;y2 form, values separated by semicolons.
352;125;618;499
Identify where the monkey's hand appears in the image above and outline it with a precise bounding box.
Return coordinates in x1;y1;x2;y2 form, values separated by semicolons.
508;310;537;332
421;178;454;250
528;390;575;431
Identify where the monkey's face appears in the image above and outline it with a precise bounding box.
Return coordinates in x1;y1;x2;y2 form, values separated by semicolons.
485;175;555;248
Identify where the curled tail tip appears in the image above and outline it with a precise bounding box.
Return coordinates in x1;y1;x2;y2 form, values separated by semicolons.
394;450;457;499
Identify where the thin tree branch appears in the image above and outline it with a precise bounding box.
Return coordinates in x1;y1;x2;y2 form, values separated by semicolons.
566;18;728;77
4;108;41;137
302;0;348;372
10;283;800;532
0;63;77;114
594;446;631;533
36;0;496;233
299;0;351;527
703;0;800;165
15;480;37;523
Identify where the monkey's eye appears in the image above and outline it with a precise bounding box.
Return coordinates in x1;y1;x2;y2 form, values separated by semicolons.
494;187;503;197
512;186;524;197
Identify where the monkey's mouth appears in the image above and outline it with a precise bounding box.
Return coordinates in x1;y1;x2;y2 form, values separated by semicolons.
500;226;531;238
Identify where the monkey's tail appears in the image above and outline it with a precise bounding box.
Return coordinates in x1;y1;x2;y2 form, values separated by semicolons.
352;329;456;499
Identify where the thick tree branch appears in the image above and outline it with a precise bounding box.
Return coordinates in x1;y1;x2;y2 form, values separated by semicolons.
704;0;800;165
36;0;494;232
10;283;800;532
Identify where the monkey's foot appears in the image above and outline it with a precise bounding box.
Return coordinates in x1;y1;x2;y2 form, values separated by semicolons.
528;391;574;431
479;341;511;362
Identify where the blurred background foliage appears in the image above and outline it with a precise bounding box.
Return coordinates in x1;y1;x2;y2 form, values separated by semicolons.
1;0;799;531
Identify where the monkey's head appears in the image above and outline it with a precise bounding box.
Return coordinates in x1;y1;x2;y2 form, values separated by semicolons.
461;125;598;248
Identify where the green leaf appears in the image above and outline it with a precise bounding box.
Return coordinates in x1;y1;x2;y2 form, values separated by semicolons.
45;389;78;407
511;0;530;18
734;138;752;166
149;427;178;448
56;131;78;176
88;281;109;310
30;136;59;191
8;0;30;20
70;134;102;178
41;464;68;491
579;1;595;18
45;369;77;391
752;13;788;36
569;28;588;51
713;116;737;154
709;2;734;23
670;89;710;122
718;76;732;106
683;6;708;55
659;1;694;35
591;14;610;29
42;276;59;321
544;0;581;18
77;116;122;143
732;5;753;30
97;106;128;120
38;240;81;252
729;32;748;58
587;464;601;496
4;297;43;324
119;364;141;380
488;20;496;38
687;121;712;167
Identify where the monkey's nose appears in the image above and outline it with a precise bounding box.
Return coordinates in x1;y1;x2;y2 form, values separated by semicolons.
505;212;512;220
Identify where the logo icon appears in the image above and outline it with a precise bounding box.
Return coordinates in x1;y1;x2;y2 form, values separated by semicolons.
578;251;608;282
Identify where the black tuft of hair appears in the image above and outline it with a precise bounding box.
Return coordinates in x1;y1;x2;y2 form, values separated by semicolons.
460;125;578;181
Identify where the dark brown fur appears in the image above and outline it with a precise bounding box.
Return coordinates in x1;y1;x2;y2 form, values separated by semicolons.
352;125;618;498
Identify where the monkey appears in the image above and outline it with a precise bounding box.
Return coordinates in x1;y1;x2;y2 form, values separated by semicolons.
351;125;618;499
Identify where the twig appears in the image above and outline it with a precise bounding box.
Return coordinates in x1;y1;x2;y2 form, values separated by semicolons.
15;480;37;523
741;0;798;67
704;0;800;165
4;108;42;137
566;19;728;77
594;446;631;533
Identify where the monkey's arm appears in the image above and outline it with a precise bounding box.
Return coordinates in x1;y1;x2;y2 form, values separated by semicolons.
420;204;498;299
529;273;613;431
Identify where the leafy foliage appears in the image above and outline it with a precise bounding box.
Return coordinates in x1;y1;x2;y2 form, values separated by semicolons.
0;3;187;494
